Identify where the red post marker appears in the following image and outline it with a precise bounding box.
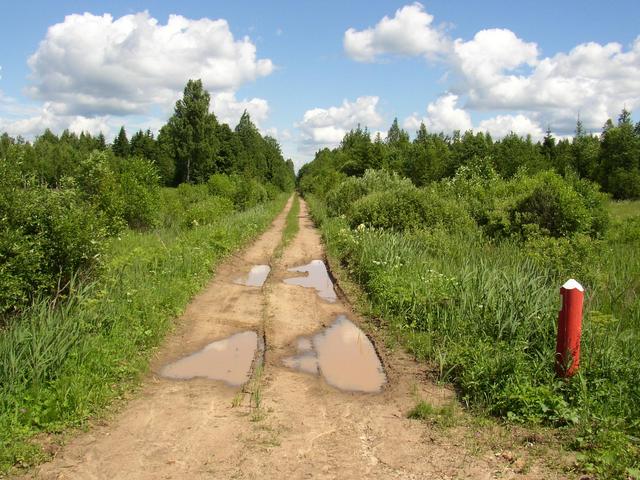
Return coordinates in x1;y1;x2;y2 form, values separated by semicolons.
555;279;584;377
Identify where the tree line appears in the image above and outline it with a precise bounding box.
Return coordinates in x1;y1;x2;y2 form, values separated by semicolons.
0;79;295;316
298;109;640;200
0;79;295;192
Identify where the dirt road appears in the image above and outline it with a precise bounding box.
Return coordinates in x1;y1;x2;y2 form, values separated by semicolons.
29;197;569;479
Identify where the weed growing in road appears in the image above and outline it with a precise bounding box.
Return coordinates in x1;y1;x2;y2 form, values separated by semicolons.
248;364;266;422
274;194;300;259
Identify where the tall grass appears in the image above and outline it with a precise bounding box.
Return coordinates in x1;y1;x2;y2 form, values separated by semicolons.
0;194;288;472
308;194;640;478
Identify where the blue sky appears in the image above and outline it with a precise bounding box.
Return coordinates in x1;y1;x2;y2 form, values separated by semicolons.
1;1;639;168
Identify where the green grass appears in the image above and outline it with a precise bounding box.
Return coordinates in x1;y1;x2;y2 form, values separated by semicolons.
408;400;457;427
0;194;288;474
274;194;300;258
608;199;640;221
306;193;640;479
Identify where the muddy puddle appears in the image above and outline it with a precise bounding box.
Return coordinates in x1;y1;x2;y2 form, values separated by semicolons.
161;331;258;386
283;315;386;393
283;260;337;302
234;265;271;287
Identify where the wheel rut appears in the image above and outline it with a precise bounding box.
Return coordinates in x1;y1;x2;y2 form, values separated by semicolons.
28;196;571;480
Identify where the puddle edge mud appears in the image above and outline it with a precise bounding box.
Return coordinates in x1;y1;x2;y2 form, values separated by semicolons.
234;264;271;287
320;254;392;390
160;331;259;387
283;259;337;303
282;315;386;393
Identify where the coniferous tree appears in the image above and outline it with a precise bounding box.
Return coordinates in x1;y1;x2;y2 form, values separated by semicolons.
599;108;640;198
112;126;130;158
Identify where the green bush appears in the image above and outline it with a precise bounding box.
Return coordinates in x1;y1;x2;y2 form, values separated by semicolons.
264;182;281;200
349;185;473;233
234;178;268;210
176;183;210;207
607;168;640;200
325;169;413;217
115;157;160;229
0;174;109;315
483;171;609;240
73;152;161;231
325;176;368;216
74;151;126;233
608;216;640;243
207;173;237;200
182;196;234;228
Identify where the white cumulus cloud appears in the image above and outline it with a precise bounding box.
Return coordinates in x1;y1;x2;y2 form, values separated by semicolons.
0;98;114;138
210;92;269;129
478;114;545;140
404;93;544;140
344;2;449;62
297;96;383;150
27;12;274;117
345;4;640;134
404;93;472;134
1;12;276;140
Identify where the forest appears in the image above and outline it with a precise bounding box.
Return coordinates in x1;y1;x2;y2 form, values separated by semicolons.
0;79;294;469
298;111;640;478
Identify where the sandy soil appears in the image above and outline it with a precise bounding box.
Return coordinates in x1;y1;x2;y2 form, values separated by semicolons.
26;197;573;480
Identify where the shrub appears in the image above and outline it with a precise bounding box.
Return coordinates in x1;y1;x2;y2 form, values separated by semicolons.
349;188;425;231
264;182;281;200
608;216;640;244
74;152;161;231
176;183;210;207
74;151;125;233
116;157;160;229
349;186;473;233
157;188;183;229
234;178;268;210
207;173;237;200
325;176;368;217
485;171;609;240
325;169;413;217
0;176;109;314
182;196;234;228
607;168;640;200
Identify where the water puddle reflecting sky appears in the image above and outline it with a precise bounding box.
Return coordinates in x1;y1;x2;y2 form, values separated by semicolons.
234;265;271;287
283;315;386;393
284;260;337;302
161;331;257;386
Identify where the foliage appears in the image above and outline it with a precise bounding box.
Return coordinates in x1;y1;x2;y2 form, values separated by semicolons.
0;77;294;472
325;169;413;217
181;196;234;228
0;195;287;473
299;125;639;476
299;108;640;200
349;185;473;233
114;156;161;229
0;160;109;315
207;172;237;199
485;171;609;240
309;193;640;477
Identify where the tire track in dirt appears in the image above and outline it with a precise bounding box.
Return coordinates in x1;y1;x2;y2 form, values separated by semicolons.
27;196;571;479
29;197;293;480
204;199;571;479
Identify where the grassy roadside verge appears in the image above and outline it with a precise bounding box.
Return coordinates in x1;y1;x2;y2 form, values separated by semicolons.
305;193;640;479
0;194;288;474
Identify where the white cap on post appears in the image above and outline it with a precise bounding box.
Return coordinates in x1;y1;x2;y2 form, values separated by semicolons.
562;279;584;292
